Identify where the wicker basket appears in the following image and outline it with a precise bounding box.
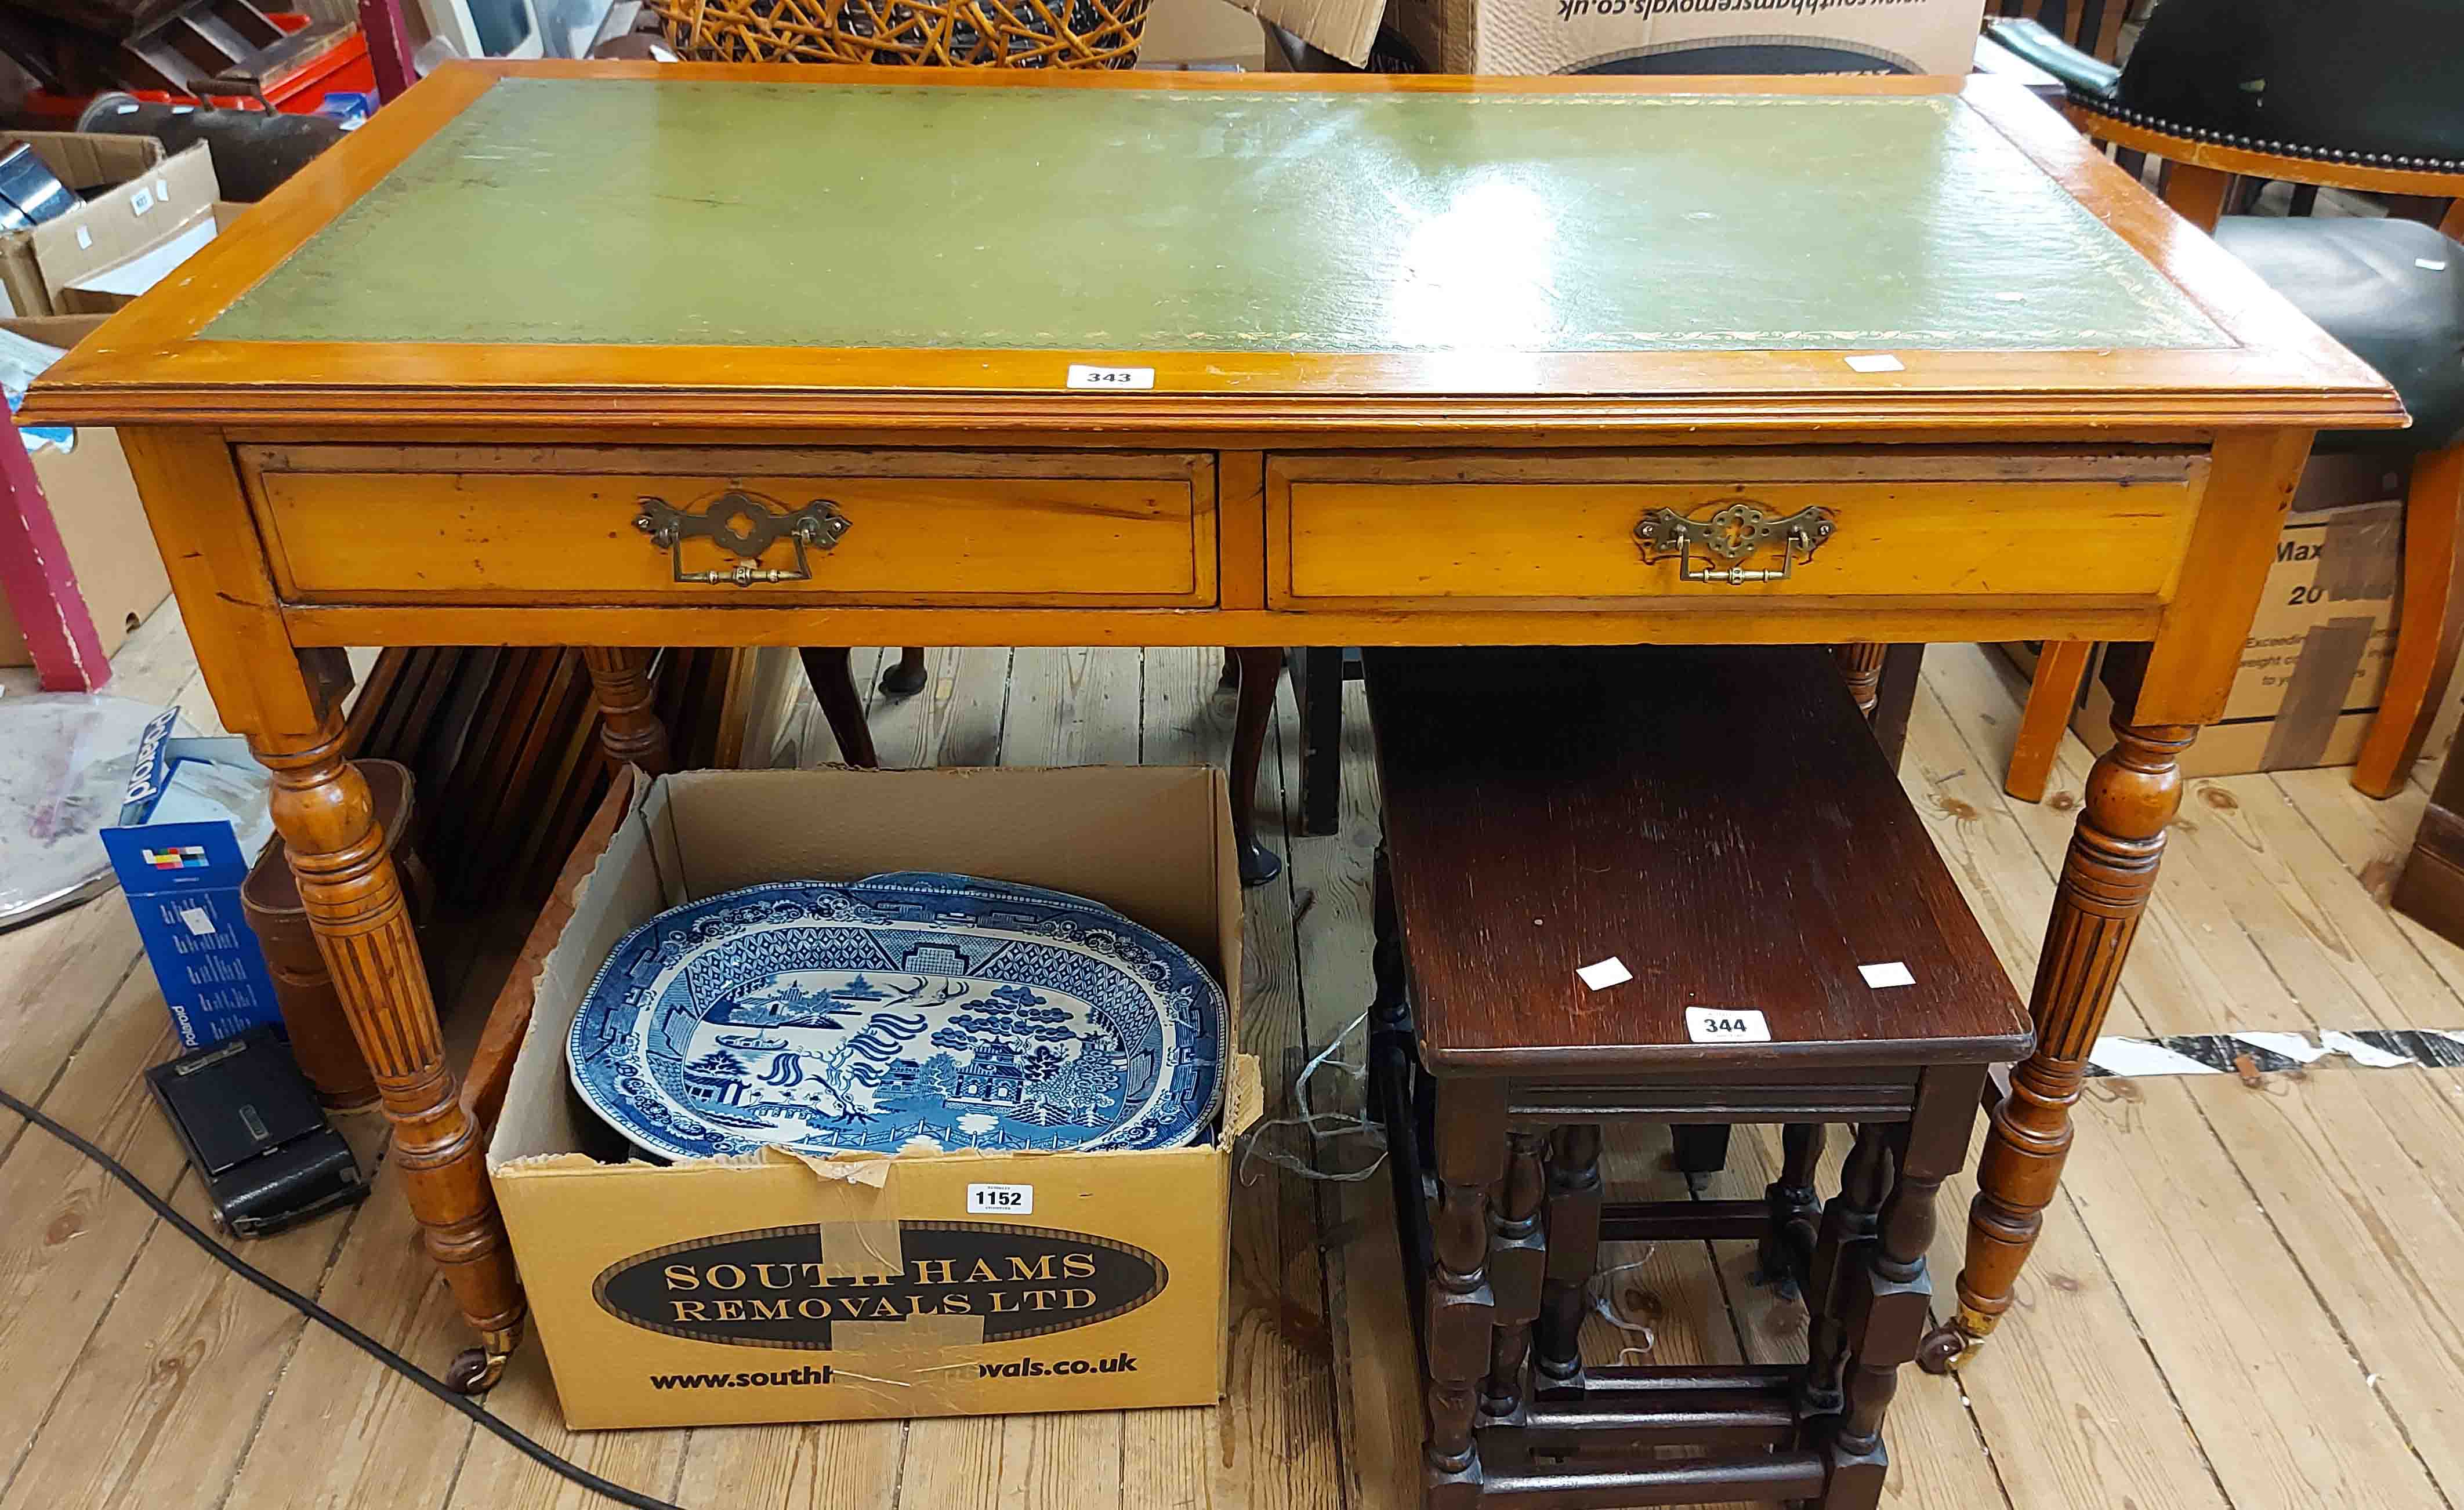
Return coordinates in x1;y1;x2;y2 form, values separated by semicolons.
647;0;1154;67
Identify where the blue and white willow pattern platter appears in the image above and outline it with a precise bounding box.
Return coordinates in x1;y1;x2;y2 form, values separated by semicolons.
567;873;1228;1160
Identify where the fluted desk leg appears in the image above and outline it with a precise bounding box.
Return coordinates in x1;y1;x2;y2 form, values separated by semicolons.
256;718;524;1391
1919;717;2192;1373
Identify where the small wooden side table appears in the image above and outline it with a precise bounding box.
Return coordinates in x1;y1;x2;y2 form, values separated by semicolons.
1366;645;2032;1507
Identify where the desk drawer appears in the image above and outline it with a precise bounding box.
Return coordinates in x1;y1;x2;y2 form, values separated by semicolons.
242;446;1217;607
1269;448;2208;609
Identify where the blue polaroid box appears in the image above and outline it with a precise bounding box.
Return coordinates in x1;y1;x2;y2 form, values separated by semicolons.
100;710;283;1050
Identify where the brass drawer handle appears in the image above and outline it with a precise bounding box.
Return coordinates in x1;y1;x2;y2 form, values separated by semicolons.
1634;501;1835;586
634;489;851;586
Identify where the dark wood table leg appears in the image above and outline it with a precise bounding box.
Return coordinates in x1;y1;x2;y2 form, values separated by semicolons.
1292;645;1345;837
1669;1122;1731;1194
1799;1123;1889;1422
256;711;524;1392
1480;1128;1549;1424
1532;1123;1601;1398
582;647;672;774
1824;1066;1982;1509
1871;645;1924;772
1921;717;2193;1373
880;645;930;697
1230;646;1284;887
1426;1076;1506;1508
1758;1121;1825;1296
798;647;881;768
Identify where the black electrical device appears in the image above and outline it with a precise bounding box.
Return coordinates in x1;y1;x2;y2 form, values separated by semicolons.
144;1026;369;1237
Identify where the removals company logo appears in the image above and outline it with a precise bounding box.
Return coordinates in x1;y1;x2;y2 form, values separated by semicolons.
592;1222;1166;1350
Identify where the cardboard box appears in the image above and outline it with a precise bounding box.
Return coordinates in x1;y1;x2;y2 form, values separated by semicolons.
99;710;285;1050
2067;451;2464;779
1267;0;1982;74
490;764;1258;1430
0;135;219;317
0;313;171;666
1136;0;1270;68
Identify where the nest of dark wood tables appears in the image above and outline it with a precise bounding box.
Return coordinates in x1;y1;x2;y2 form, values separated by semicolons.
645;0;1153;68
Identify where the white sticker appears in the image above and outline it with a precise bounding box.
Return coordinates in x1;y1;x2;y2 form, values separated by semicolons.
1844;354;1904;373
966;1182;1034;1215
114;101;137;114
1066;364;1154;390
179;905;215;937
1858;961;1916;989
130;187;154;217
1685;1007;1771;1044
155;176;171;201
1576;957;1632;990
2418;258;2448;271
75;225;91;251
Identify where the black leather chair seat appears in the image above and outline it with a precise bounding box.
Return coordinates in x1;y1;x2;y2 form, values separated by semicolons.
2213;215;2464;453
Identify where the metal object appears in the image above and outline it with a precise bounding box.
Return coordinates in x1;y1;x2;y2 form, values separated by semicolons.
633;488;850;586
76;92;349;202
0;143;75;233
1633;501;1836;585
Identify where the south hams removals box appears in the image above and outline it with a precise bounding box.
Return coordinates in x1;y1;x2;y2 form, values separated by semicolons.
487;764;1256;1428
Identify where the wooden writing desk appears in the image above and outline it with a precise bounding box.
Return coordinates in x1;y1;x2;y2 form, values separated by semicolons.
24;61;2400;1393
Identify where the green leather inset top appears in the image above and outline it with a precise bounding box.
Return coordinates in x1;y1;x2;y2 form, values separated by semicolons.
205;78;2228;353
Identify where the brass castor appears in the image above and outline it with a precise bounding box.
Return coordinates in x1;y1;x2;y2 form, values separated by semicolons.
1916;1319;1978;1375
446;1344;511;1394
878;648;929;697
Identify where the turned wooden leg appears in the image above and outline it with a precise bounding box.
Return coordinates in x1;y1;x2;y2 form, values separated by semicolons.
1800;1123;1889;1421
1293;646;1345;837
1758;1121;1825;1296
798;647;880;768
1923;719;2191;1373
1230;647;1283;887
1669;1121;1731;1194
879;645;930;698
2354;444;2464;798
1824;1068;1981;1509
1479;1129;1548;1424
1832;642;1887;716
1532;1122;1601;1397
256;717;523;1391
1425;1077;1506;1508
581;647;671;775
2006;641;2093;803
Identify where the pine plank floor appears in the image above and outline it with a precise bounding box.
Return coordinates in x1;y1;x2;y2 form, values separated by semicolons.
6;616;2464;1509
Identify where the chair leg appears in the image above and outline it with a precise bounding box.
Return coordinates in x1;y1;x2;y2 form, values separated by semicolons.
2005;641;2093;803
2354;444;2464;798
2160;162;2234;233
1293;645;1345;837
1230;647;1284;887
1669;1123;1731;1195
878;646;929;698
799;647;880;768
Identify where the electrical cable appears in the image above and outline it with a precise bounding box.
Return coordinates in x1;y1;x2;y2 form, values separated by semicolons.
0;1084;684;1510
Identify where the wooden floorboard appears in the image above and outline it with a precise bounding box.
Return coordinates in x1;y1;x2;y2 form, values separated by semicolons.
13;632;2464;1509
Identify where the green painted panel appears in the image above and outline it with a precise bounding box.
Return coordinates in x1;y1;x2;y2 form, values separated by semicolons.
205;78;2227;353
